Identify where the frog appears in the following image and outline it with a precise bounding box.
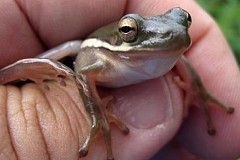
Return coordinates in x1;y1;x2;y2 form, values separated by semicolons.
0;7;234;160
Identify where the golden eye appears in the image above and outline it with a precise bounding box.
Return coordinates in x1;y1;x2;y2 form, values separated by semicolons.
118;17;138;43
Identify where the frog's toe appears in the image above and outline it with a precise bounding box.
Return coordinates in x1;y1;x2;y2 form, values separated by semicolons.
208;127;216;135
102;96;129;134
227;107;235;114
79;148;88;158
107;112;129;134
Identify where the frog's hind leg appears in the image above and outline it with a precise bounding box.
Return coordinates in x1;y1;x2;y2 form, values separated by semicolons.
0;58;77;85
174;55;234;135
37;40;82;60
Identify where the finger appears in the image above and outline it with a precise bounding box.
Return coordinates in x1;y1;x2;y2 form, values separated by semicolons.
17;0;127;47
0;0;127;68
0;80;91;159
0;1;44;68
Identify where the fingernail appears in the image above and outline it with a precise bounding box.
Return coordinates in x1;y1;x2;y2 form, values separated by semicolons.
110;77;174;129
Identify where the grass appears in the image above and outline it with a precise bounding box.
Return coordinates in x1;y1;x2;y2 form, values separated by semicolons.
197;0;240;64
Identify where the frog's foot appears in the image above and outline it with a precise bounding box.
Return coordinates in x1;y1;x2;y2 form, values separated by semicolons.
79;112;114;160
79;95;129;159
102;96;129;134
173;75;234;135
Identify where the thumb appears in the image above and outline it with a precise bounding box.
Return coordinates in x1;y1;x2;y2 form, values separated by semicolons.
108;72;184;159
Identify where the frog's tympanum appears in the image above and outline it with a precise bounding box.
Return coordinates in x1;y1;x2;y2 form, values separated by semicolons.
0;7;234;160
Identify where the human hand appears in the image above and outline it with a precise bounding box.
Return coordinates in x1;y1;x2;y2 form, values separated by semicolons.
0;0;239;160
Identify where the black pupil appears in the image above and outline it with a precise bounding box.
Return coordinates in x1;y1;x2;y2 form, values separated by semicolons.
120;26;134;33
187;13;192;23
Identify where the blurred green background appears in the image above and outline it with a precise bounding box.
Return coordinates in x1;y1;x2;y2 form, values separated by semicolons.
197;0;240;64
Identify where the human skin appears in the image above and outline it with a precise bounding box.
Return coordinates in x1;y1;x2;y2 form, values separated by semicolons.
0;0;239;160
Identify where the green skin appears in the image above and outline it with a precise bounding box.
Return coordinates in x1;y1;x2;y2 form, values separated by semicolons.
75;7;191;87
0;7;234;160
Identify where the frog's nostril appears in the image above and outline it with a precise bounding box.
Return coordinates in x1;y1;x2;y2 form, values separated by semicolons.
160;30;172;39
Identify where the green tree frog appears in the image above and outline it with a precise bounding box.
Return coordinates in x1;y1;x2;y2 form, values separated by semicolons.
0;7;234;160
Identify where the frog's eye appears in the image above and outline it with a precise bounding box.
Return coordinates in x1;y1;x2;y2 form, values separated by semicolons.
118;17;138;43
185;12;192;27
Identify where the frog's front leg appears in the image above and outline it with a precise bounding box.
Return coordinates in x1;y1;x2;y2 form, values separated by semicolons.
74;51;129;160
174;55;234;134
